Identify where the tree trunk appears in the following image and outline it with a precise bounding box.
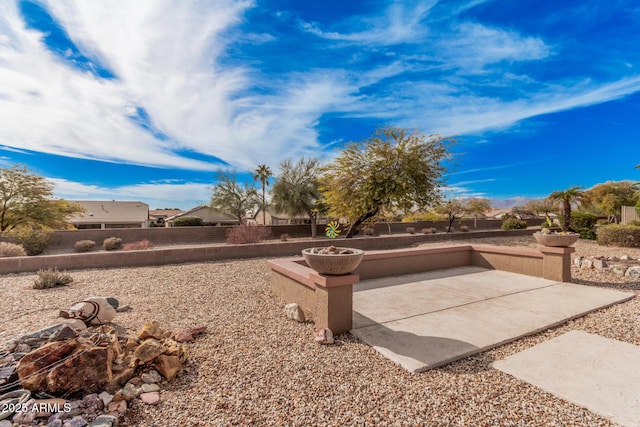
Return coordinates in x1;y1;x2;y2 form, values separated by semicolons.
474;216;478;229
447;215;455;232
261;187;266;225
345;207;379;238
310;215;317;238
563;200;571;231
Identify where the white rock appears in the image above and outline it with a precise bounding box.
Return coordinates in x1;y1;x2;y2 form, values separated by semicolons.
573;256;583;267
314;328;334;345
625;266;640;279
98;391;113;406
610;265;628;276
285;303;305;322
620;255;632;261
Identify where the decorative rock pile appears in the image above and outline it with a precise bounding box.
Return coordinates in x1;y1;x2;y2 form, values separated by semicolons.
0;299;206;427
574;254;640;278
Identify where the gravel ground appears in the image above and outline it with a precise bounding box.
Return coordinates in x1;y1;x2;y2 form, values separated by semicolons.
1;236;639;426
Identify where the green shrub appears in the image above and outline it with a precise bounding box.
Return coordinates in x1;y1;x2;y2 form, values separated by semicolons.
33;268;73;289
570;212;598;230
4;228;52;255
501;218;527;230
74;240;96;253
577;228;597;240
103;237;123;251
406;227;416;234
123;239;152;250
172;216;204;227
459;225;469;232
226;224;271;244
597;224;640;248
0;242;26;257
630;220;640;227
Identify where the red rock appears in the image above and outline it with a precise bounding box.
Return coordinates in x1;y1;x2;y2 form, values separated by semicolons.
173;326;207;343
140;391;160;405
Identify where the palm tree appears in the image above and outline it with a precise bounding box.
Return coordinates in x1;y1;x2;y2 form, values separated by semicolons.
548;186;583;231
253;164;273;225
271;158;325;238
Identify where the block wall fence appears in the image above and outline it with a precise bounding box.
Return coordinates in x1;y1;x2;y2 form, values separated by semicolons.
15;219;543;250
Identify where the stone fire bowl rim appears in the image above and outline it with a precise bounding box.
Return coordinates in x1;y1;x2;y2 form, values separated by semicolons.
532;232;580;247
301;247;366;256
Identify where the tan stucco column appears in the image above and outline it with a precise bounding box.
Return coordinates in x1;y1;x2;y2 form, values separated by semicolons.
539;246;576;282
310;272;359;334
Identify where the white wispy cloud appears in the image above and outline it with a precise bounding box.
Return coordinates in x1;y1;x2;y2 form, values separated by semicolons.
50;177;212;209
1;0;639;181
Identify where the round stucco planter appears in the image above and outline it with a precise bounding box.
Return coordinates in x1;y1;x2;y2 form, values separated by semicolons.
533;232;579;247
302;247;365;275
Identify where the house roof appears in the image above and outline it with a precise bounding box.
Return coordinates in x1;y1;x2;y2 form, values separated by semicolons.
68;200;149;224
166;205;238;223
149;209;183;219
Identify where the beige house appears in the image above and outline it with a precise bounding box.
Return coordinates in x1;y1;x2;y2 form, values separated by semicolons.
68;201;150;229
149;209;184;226
165;206;239;226
248;208;328;226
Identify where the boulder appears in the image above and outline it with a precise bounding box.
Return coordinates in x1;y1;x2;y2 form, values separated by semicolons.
59;298;117;326
314;328;334;345
154;355;182;380
285;303;305;322
138;321;172;340
133;339;166;363
625;266;640;279
140;391;160;405
592;259;608;271
610;265;628;276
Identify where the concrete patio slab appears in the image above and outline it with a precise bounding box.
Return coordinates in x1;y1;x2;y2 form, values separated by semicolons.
493;331;640;427
351;267;634;373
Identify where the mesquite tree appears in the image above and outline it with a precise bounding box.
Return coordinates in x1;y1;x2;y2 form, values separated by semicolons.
321;126;452;238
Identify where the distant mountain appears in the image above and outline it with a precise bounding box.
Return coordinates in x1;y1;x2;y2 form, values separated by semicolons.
489;197;533;209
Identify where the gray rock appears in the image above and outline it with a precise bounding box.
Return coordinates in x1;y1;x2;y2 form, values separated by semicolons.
573;256;583;266
88;415;118;427
610;265;628;276
82;393;104;414
141;370;161;384
592;259;608;271
47;419;63;427
285;303;305;322
49;325;78;342
106;298;119;309
620;255;632;261
0;421;12;427
13;411;36;424
98;391;113;406
14;342;31;353
65;415;88;427
625;266;640;279
3;339;17;352
115;305;131;313
141;383;160;393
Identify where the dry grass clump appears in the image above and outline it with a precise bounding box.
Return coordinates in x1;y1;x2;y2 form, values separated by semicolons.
0;241;26;257
103;237;123;251
74;239;96;252
33;268;74;289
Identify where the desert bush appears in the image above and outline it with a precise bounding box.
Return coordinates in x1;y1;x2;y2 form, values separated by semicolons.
280;233;289;242
33;268;73;289
103;237;123;251
597;224;640;248
630;220;640;227
421;227;436;234
74;240;96;253
172;216;204;227
570;212;598;230
0;242;26;257
406;227;416;234
4;228;52;256
362;226;376;236
123;239;152;251
226;224;271;244
501;218;527;230
459;225;469;232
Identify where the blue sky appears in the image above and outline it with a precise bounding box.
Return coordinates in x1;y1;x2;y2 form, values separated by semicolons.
0;0;638;210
